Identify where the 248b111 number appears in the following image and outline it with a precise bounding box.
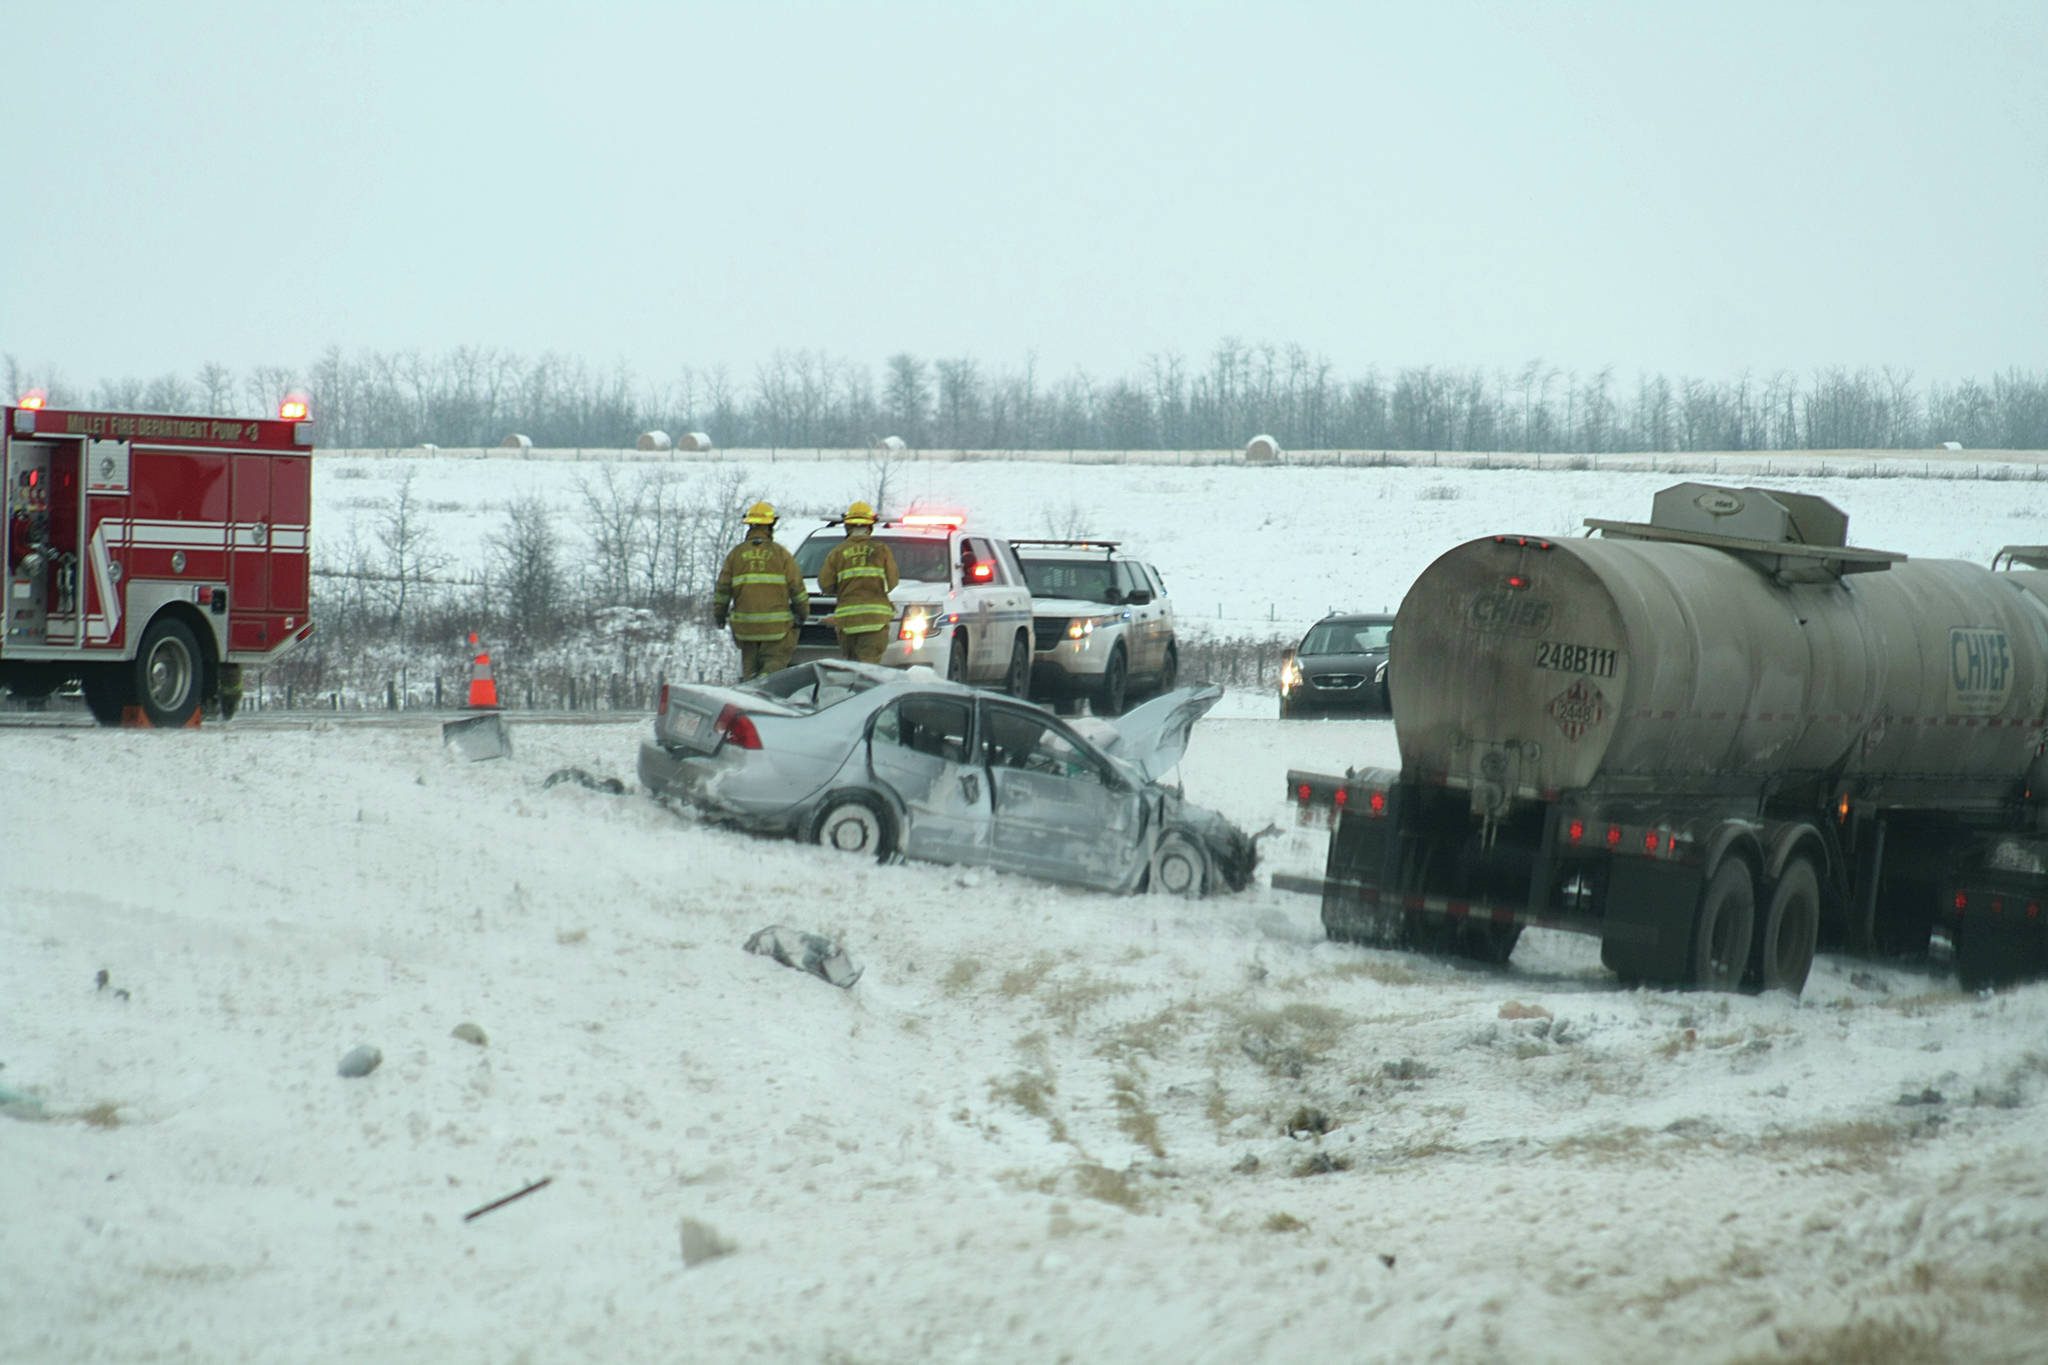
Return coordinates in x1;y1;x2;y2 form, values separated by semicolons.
1535;641;1617;677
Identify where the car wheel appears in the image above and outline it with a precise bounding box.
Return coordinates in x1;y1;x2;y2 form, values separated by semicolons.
810;793;895;862
1004;632;1030;699
946;634;968;684
1096;646;1128;716
1149;829;1209;897
1155;644;1178;695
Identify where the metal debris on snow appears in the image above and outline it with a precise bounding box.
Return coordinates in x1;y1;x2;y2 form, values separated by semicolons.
743;925;863;988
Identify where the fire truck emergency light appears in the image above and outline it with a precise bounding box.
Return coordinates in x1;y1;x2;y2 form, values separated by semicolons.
18;389;46;410
278;396;310;421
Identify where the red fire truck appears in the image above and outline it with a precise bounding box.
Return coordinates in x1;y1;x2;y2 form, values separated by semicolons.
2;395;315;725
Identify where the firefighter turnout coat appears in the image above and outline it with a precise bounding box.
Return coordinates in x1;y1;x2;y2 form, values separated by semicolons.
818;531;900;635
715;530;808;642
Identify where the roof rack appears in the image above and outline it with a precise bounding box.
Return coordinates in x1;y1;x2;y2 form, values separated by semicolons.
1009;538;1120;551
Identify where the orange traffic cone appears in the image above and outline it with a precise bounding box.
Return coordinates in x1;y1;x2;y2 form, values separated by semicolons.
467;633;499;708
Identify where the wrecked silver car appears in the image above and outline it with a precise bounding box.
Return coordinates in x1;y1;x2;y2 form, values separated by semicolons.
638;660;1255;895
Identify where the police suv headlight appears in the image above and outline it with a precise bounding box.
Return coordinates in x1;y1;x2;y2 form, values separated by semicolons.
1067;615;1113;640
899;606;937;642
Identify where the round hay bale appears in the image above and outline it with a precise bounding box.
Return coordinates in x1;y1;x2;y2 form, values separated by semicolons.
1245;434;1282;464
637;430;673;452
874;435;908;453
677;431;714;452
501;433;533;451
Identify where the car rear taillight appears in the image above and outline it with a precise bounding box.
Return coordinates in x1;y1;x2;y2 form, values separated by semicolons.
715;704;762;750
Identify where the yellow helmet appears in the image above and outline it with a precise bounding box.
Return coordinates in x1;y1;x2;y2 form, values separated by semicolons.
743;501;777;525
846;500;876;526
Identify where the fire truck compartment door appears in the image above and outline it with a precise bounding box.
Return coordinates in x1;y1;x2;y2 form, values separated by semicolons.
230;455;271;648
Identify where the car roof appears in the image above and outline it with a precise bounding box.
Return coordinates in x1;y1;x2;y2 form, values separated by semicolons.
1013;546;1136;563
1314;612;1396;625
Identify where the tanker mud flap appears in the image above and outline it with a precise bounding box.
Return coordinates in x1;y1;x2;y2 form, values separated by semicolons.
443;711;513;762
1600;857;1703;984
1317;783;1408;946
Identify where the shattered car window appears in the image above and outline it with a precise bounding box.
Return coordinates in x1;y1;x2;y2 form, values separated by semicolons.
874;696;972;762
983;708;1108;786
747;662;885;711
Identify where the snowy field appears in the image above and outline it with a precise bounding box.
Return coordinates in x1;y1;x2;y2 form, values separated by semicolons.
6;456;2048;1363
316;446;2048;642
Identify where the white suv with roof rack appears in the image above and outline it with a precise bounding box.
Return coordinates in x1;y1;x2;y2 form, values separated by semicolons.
1011;539;1177;715
791;512;1035;694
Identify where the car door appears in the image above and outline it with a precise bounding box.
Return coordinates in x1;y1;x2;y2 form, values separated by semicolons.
978;700;1148;890
991;539;1034;654
1117;560;1161;676
864;693;993;864
1143;563;1173;672
963;535;1029;681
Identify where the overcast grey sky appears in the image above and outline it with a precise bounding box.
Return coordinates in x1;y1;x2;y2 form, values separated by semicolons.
7;1;2044;394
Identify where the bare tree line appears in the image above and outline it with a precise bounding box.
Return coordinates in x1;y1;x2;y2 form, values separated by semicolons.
11;342;2048;454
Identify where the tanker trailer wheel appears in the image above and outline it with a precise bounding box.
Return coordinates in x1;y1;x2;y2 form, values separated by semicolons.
1456;918;1523;966
1748;857;1820;994
1690;858;1757;990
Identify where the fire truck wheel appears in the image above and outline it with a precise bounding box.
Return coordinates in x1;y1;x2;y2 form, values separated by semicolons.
1749;857;1819;994
135;616;204;728
215;664;245;721
81;667;133;725
1690;858;1757;990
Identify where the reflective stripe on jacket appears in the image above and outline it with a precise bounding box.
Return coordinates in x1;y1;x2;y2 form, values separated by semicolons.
716;533;808;642
819;534;900;635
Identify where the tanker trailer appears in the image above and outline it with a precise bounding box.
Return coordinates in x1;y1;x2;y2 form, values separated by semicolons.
1278;482;2048;994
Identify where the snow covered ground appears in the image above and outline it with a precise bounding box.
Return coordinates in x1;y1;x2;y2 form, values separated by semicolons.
318;446;2048;642
6;457;2048;1363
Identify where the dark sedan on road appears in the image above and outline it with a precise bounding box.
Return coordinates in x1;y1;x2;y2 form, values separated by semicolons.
639;660;1256;896
1279;613;1393;718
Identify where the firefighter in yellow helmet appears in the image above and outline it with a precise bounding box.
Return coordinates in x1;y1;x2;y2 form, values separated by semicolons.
818;500;900;663
713;501;808;679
